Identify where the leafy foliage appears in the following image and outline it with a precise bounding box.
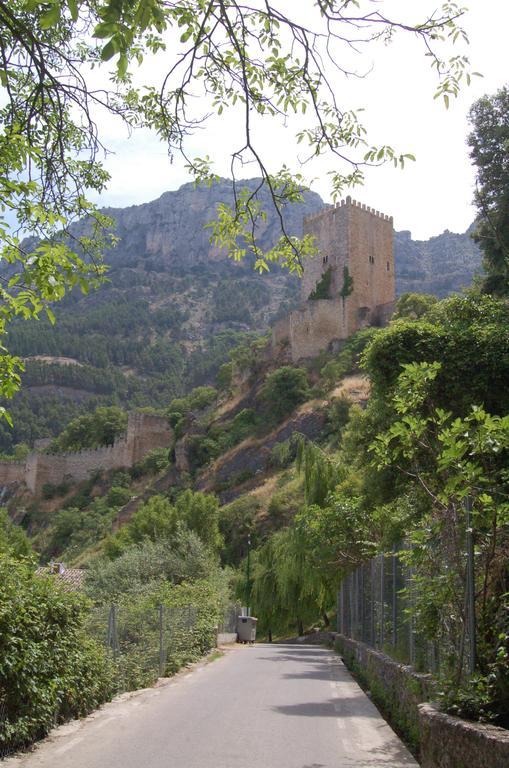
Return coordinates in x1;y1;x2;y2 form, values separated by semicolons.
104;490;222;558
0;556;113;752
468;85;509;295
261;366;310;421
393;292;439;320
85;530;215;602
49;406;128;452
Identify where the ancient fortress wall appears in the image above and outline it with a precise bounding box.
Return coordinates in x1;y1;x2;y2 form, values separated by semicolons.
286;299;347;361
0;462;26;485
272;197;395;361
345;200;394;331
1;412;173;496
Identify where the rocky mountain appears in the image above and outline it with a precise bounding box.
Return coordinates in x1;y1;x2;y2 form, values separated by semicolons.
0;179;482;452
93;178;482;296
394;225;481;297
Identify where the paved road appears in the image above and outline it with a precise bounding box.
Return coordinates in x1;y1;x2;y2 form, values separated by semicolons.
6;644;418;768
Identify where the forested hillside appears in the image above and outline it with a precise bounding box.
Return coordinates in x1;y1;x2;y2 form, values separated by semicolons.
0;179;481;452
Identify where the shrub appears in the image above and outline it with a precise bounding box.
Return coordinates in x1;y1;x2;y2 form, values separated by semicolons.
85;530;215;602
268;440;292;469
50;406;128;452
261;366;310;421
107;485;132;507
0;556;113;752
0;509;32;558
139;447;170;475
325;396;351;439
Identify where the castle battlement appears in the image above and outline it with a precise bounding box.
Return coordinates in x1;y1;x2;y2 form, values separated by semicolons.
273;196;395;362
304;196;393;224
0;412;173;496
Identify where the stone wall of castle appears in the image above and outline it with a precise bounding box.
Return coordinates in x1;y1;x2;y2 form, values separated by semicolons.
272;196;395;361
1;412;173;496
0;461;26;485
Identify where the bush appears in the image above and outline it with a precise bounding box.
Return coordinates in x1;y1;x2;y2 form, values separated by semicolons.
86;530;215;602
50;406;128;453
0;556;113;752
320;327;378;388
107;485;132;507
268;440;293;469
325;396;351;439
0;509;32;558
261;366;310;421
139;447;170;475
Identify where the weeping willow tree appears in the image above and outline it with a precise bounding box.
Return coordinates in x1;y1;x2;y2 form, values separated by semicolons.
250;439;343;636
251;526;324;638
296;437;339;507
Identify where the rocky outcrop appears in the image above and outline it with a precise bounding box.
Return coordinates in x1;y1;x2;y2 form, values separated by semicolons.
394;226;481;297
75;178;324;270
196;406;326;497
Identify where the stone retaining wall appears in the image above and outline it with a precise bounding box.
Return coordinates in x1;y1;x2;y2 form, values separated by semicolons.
419;703;509;768
335;634;509;764
335;633;433;751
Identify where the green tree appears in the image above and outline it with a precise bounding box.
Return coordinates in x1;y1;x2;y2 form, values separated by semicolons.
372;361;509;722
262;366;310;421
86;531;214;601
0;556;112;751
174;489;222;553
0;1;475;409
468;85;509;295
0;508;32;558
51;406;128;452
393;292;439;320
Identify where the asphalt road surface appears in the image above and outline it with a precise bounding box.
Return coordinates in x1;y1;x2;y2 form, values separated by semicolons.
5;644;418;768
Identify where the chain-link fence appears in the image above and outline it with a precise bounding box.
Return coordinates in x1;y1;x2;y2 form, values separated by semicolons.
87;602;239;693
336;543;476;678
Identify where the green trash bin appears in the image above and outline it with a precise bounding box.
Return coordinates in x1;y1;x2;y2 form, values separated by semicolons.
237;616;257;643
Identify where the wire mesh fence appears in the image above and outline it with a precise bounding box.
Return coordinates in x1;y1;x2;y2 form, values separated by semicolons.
336;544;475;678
87;602;240;693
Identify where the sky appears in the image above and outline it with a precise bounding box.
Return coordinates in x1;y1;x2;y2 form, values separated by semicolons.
91;0;509;240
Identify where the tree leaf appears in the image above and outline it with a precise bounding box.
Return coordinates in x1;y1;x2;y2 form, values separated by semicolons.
40;4;61;29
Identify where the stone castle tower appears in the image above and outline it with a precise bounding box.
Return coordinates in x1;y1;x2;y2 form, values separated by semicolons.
272;196;395;361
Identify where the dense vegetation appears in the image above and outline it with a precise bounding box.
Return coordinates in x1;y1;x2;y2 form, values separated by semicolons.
248;292;509;727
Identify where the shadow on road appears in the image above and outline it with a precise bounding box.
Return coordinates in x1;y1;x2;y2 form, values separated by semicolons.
271;696;379;719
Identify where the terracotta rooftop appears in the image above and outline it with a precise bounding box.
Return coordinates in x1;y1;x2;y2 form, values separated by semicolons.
36;563;86;591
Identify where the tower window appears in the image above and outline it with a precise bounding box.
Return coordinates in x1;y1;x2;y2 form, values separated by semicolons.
369;255;375;264
386;261;390;271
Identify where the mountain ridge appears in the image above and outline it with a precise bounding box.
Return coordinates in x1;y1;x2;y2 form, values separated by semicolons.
0;179;482;452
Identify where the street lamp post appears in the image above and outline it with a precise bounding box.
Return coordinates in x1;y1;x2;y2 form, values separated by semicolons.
246;534;251;617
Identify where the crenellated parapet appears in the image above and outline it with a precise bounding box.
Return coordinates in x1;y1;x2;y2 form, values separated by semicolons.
273;196;395;362
1;411;173;496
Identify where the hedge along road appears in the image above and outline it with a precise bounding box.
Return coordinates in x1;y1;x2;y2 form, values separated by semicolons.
5;644;418;768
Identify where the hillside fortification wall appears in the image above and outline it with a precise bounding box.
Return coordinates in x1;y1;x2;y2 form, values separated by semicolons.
1;412;173;496
273;196;395;361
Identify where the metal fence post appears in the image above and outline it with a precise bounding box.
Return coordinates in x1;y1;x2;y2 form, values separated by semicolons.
349;572;354;639
112;604;118;662
465;496;477;674
380;554;385;649
370;558;375;646
392;545;398;648
409;565;415;666
159;604;165;677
